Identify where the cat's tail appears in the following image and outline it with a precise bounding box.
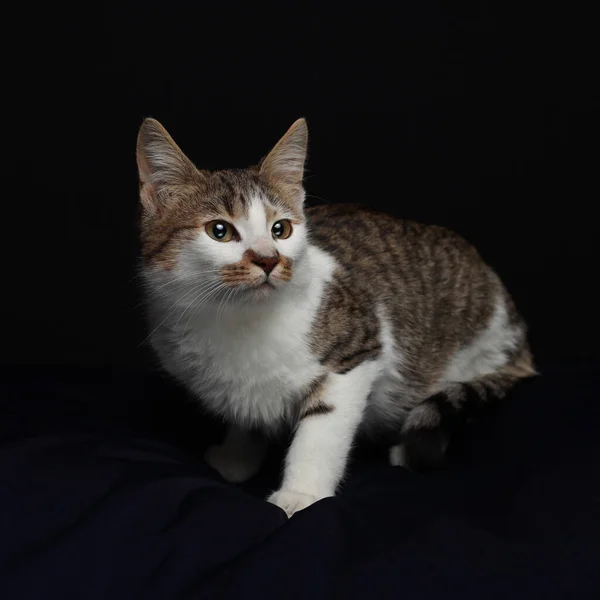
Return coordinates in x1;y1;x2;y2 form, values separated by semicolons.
392;349;538;471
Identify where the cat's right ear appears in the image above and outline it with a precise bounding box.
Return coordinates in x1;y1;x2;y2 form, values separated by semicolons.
260;118;308;210
136;118;197;214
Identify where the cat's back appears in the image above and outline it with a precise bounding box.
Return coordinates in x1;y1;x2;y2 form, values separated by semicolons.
306;203;483;274
305;203;504;391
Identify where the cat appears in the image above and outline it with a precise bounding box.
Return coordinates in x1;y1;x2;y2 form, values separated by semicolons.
136;117;537;517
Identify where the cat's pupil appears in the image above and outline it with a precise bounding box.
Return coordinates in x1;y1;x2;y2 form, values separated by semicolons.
273;222;283;237
213;222;227;239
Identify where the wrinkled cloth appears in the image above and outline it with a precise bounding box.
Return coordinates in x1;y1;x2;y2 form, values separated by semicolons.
1;364;599;599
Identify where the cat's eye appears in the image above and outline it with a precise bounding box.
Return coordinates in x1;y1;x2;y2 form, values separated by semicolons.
272;220;293;240
205;220;237;242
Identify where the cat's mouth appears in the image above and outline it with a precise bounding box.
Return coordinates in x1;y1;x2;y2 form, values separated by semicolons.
254;279;276;291
221;270;286;298
245;277;277;296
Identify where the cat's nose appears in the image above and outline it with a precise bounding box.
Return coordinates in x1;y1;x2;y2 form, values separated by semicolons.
253;255;279;275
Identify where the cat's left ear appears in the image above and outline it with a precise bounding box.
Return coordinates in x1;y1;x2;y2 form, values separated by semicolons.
136;118;197;215
260;118;308;207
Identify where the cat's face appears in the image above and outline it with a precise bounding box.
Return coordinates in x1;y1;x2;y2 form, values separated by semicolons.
136;118;309;307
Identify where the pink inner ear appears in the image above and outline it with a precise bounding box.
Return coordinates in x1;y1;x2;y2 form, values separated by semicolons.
139;183;158;215
260;119;308;189
136;150;153;186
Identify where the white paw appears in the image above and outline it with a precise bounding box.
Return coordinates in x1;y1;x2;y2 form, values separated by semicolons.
204;444;262;483
267;489;319;518
389;443;408;467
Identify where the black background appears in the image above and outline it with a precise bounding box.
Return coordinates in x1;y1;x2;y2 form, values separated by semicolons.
4;2;599;371
2;7;600;598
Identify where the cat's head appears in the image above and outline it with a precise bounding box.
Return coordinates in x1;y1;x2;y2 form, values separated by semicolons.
136;118;310;307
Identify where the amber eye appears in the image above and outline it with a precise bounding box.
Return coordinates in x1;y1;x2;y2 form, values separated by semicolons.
205;220;237;242
272;219;293;240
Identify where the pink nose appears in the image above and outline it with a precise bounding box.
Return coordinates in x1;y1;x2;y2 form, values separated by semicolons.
253;255;279;275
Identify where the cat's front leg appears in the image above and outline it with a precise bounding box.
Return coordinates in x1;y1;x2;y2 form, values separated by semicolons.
267;362;377;517
204;425;267;483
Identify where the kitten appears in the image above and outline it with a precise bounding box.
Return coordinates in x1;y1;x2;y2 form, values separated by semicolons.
136;117;536;517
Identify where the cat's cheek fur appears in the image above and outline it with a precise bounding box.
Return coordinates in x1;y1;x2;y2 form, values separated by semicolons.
182;232;246;273
272;222;307;260
268;361;380;517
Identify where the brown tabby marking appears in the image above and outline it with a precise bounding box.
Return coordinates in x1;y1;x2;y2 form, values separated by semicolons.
310;273;383;375
298;375;334;419
264;203;280;223
143;225;200;267
275;255;294;282
303;402;335;418
306;203;534;401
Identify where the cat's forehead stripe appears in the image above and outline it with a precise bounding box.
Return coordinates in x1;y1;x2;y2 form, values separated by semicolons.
207;171;287;222
211;171;253;217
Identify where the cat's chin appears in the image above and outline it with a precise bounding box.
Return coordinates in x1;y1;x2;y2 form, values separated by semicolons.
248;280;277;297
232;280;281;304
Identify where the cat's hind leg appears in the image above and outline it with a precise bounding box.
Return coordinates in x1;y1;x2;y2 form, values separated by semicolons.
388;443;408;467
390;358;537;471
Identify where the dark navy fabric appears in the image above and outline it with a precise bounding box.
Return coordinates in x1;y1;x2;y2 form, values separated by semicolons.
1;364;599;599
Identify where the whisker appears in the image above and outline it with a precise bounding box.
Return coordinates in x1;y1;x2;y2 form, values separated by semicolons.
216;286;236;324
173;281;224;332
180;282;227;348
137;281;216;347
135;270;228;313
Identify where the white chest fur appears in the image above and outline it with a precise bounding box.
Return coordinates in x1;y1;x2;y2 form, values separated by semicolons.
149;246;337;429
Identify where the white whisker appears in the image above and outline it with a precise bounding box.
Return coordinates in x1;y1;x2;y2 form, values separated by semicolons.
173;281;223;332
179;282;228;351
143;269;225;300
216;285;237;324
137;280;217;347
